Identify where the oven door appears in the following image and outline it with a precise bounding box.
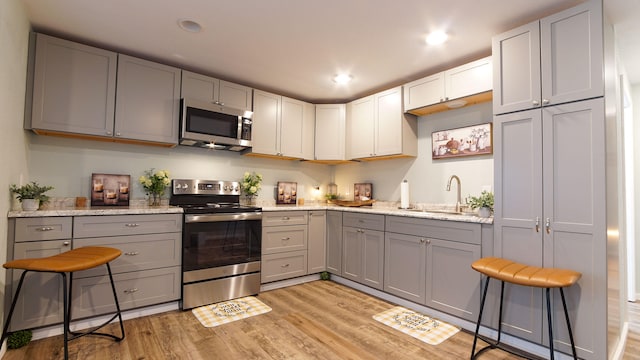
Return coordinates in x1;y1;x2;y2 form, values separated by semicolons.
182;212;261;273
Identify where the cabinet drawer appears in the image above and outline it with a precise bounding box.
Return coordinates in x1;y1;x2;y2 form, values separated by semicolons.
262;211;308;226
343;212;385;231
73;232;181;277
263;225;307;254
261;251;307;283
385;216;481;245
14;217;72;242
74;214;182;238
71;266;180;318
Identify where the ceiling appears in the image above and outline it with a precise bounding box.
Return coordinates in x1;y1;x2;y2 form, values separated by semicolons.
21;0;639;104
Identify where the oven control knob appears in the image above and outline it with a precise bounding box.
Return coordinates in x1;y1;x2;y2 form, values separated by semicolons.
223;185;229;191
182;184;189;189
234;186;239;191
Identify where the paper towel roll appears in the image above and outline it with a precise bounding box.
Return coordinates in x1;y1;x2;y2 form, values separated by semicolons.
400;180;410;209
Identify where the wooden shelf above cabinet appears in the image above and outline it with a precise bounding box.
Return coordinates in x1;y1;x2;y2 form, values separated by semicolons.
406;91;492;117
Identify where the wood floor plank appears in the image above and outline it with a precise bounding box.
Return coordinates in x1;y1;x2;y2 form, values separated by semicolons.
4;280;638;359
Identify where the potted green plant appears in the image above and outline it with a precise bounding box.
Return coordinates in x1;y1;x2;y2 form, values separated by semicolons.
10;181;54;211
466;190;494;218
241;172;263;205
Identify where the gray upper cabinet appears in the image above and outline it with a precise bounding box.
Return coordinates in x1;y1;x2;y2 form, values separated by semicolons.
181;70;253;111
493;98;606;359
492;0;603;115
27;33;117;136
115;54;181;145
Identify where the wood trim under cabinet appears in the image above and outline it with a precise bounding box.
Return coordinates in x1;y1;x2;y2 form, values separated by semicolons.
406;91;492;117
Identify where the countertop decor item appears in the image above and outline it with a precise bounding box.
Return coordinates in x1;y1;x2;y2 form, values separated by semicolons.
241;172;263;205
92;173;131;207
276;181;297;205
330;199;376;207
10;181;54;211
466;190;494;218
139;169;170;206
354;183;373;201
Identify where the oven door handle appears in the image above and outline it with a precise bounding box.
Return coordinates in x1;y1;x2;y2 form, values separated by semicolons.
184;212;262;223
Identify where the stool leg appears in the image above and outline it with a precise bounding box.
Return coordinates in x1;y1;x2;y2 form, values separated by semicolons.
559;288;578;360
546;287;554;360
61;272;69;360
106;263;125;340
471;276;491;359
496;281;505;344
0;270;29;346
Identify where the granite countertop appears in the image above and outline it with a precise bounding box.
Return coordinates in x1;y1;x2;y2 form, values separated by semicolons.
7;205;183;218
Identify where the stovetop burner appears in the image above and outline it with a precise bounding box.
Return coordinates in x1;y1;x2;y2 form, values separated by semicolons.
169;179;261;214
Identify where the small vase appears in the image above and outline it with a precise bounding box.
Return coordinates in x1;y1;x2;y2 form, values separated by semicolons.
246;196;256;206
478;207;492;218
21;199;39;211
149;193;161;206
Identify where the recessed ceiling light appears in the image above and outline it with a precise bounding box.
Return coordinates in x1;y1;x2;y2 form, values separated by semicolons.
178;19;202;33
333;74;352;84
426;30;448;45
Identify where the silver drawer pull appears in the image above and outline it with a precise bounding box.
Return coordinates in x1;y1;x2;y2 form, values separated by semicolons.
36;227;54;231
281;263;290;268
124;288;139;294
281;237;290;241
125;223;140;227
124;251;139;256
63;241;70;246
282;217;290;220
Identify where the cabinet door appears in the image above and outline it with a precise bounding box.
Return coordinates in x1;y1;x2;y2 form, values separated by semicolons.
540;0;603;105
384;232;426;303
493;108;544;341
542;99;605;357
219;80;253;111
114;54;181;144
314;104;346;160
402;72;444;111
374;87;403;156
444;57;492;101
301;101;316;160
326;211;343;275
308;211;327;274
280;96;306;158
342;227;362;282
426;239;481;322
346;95;375;159
492;21;541;115
30;33;117;136
181;70;219;103
9;240;72;331
362;229;384;290
251;89;281;155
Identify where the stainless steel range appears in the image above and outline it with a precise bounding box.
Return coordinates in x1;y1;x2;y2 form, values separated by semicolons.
170;179;262;309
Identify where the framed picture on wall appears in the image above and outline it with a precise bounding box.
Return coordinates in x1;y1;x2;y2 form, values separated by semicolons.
432;123;493;159
91;173;130;206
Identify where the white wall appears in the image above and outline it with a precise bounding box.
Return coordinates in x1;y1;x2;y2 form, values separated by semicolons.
0;0;31;329
335;102;494;205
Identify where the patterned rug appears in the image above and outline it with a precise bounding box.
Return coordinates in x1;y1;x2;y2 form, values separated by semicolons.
373;306;460;345
192;296;272;327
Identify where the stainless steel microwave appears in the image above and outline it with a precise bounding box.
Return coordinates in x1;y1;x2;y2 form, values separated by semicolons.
179;98;253;151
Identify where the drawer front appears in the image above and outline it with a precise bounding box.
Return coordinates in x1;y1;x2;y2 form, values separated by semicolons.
74;214;182;238
385;216;481;245
71;266;180;318
262;211;308;226
261;251;307;283
14;217;73;242
342;212;385;231
263;225;307;254
73;232;181;277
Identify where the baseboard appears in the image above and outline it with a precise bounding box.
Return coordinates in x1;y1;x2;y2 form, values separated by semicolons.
611;321;629;360
260;273;320;292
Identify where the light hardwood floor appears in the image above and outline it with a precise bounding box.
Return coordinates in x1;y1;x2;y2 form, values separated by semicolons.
3;280;533;360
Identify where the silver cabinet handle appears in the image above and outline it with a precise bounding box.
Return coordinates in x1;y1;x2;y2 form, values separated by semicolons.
426;239;431;244
281;263;290;268
124;288;139;294
37;227;54;231
106;131;113;135
282;216;290;220
115;132;121;136
535;217;540;233
532;100;540;106
63;241;70;246
419;238;426;244
125;251;139;256
545;218;551;234
281;237;290;241
542;99;550;105
125;223;140;227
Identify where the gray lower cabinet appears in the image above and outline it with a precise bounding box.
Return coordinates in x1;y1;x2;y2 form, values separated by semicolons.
342;213;384;290
326;211;343;275
261;211;309;283
307;211;326;274
384;216;482;322
7;217;73;331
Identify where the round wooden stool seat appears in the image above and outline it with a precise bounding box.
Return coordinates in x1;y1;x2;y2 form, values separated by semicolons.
471;256;581;288
3;246;122;273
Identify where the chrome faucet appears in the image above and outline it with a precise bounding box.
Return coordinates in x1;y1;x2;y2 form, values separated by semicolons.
446;175;462;212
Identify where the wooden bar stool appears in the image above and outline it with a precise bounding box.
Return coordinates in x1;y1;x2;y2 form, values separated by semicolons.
470;257;581;360
0;246;125;359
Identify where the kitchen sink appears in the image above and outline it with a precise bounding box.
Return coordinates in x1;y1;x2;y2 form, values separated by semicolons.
403;208;475;216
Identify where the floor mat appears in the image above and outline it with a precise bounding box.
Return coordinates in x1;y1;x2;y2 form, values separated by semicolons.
373;306;460;345
192;296;272;327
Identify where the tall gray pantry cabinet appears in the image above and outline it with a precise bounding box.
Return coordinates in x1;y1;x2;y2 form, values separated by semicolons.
492;0;607;359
